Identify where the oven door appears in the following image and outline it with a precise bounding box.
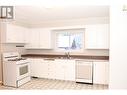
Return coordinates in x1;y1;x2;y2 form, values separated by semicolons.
17;62;30;80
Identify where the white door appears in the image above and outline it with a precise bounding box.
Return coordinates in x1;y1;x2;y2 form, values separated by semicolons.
29;59;44;77
27;58;35;77
39;28;52;49
25;29;40;48
93;61;109;84
25;29;31;48
64;60;75;81
6;24;19;43
55;60;65;80
40;60;49;78
48;60;56;79
6;24;26;43
30;59;41;77
85;24;109;49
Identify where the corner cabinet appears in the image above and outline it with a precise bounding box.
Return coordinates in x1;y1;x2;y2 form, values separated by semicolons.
1;23;27;43
25;28;52;49
85;24;109;49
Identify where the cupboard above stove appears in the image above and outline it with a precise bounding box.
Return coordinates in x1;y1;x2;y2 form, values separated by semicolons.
0;23;27;44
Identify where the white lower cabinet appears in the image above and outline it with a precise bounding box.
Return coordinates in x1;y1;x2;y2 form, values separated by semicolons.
27;58;35;76
27;58;44;77
64;60;75;81
28;58;75;81
55;59;75;81
47;60;56;79
93;61;109;84
39;60;49;78
28;58;109;84
55;60;65;80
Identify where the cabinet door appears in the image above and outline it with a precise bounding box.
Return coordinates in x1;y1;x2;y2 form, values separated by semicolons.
55;60;65;80
93;61;109;84
6;24;19;43
6;24;26;43
48;60;56;79
27;58;37;77
25;29;31;48
40;60;48;78
13;25;25;43
17;26;27;43
30;59;49;78
27;58;34;76
85;24;109;49
25;29;40;49
64;60;75;81
39;28;52;49
30;59;42;77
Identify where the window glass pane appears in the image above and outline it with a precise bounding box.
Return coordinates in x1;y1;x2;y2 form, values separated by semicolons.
55;29;84;51
70;33;82;50
57;33;70;50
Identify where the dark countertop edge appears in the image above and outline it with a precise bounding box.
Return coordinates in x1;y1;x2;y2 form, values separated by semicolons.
21;54;109;60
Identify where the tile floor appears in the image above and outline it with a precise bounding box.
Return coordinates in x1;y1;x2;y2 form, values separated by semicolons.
0;78;108;90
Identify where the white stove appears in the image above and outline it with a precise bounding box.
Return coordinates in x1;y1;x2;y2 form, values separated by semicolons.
2;52;31;87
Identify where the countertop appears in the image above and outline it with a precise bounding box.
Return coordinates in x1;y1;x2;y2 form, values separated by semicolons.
21;54;109;61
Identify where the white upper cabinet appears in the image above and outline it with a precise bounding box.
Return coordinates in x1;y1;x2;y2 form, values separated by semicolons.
1;23;27;43
39;28;52;49
85;24;109;49
25;29;40;48
25;28;52;49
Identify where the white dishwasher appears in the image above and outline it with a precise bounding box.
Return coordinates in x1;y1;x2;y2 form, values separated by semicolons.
76;60;93;84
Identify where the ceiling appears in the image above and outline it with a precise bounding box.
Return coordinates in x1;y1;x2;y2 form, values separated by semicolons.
14;6;109;26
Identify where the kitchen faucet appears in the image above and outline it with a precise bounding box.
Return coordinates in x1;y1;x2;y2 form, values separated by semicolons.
65;52;70;59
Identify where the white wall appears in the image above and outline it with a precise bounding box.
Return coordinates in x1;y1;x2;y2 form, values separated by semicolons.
109;5;127;89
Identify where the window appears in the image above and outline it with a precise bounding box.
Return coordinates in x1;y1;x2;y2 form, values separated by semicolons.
55;29;84;51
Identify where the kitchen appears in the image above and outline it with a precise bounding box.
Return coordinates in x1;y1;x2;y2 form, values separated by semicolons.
0;6;109;90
